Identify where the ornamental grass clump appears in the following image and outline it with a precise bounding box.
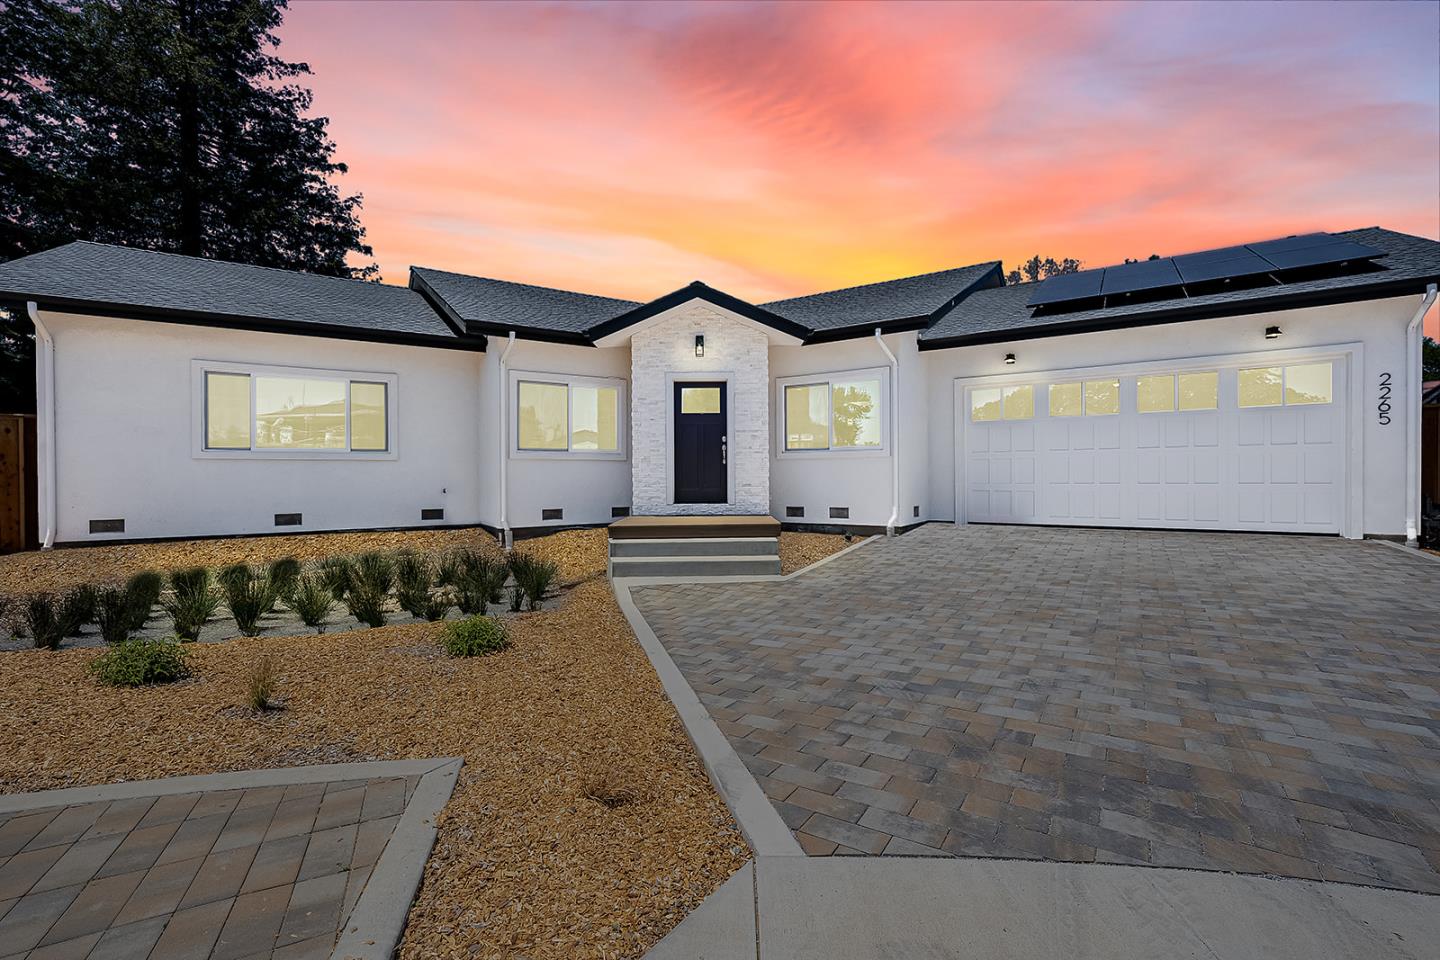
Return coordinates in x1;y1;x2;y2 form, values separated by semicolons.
246;655;278;711
319;556;353;600
222;567;276;638
352;552;395;596
58;585;98;637
267;557;302;603
453;551;506;616
25;594;64;650
394;551;434;618
162;568;219;642
287;573;335;633
123;570;164;631
508;551;559;611
95;587;132;644
442;615;510;657
89;638;189;687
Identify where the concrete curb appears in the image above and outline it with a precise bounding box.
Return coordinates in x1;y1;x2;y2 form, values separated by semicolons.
333;757;464;960
1373;538;1440;565
613;582;803;857
0;757;459;814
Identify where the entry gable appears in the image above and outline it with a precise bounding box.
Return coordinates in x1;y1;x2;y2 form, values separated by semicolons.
590;282;808;347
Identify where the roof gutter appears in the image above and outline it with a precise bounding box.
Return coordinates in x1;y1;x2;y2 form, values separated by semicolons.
874;328;899;537
497;331;518;548
27;302;56;549
1405;283;1438;546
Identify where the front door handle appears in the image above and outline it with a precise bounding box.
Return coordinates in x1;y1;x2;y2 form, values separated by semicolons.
721;435;727;465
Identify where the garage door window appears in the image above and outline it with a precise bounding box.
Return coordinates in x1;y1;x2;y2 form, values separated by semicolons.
971;388;1002;422
1084;379;1120;415
1284;363;1332;405
1049;382;1082;417
1178;372;1219;411
1136;375;1175;413
1239;362;1331;408
1002;385;1034;420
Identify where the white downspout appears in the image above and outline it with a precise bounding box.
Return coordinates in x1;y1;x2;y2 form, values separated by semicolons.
874;328;899;536
27;302;57;550
1405;283;1438;546
497;331;518;548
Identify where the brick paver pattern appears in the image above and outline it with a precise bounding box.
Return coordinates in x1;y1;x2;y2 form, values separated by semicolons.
634;525;1440;892
0;775;419;959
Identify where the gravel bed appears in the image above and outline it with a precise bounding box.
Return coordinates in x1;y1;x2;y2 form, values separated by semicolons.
778;531;851;574
0;528;749;958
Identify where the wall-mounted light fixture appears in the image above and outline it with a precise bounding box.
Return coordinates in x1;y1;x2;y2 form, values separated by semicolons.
1004;353;1016;365
1264;326;1282;340
694;334;705;357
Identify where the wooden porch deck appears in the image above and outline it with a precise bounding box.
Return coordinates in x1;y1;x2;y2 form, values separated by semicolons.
607;515;780;540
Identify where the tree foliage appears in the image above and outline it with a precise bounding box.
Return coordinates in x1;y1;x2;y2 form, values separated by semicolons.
1425;337;1440;381
1005;255;1083;285
0;0;375;410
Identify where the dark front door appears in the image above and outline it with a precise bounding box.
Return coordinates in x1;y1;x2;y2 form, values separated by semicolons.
674;382;727;504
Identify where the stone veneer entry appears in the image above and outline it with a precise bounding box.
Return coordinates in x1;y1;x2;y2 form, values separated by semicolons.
629;302;770;515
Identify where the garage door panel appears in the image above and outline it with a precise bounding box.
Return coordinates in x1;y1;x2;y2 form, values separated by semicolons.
962;355;1345;535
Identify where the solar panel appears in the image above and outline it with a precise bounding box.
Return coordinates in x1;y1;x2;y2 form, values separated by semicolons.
1251;238;1385;271
1173;248;1275;284
1246;233;1333;256
1100;258;1182;296
1027;268;1104;307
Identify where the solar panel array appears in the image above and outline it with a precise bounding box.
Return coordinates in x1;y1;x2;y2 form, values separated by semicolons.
1027;233;1385;309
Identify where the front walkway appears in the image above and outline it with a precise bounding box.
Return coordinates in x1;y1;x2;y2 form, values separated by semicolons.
632;524;1440;892
0;759;459;960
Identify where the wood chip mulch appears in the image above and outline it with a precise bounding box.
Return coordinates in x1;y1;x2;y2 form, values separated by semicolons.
777;531;852;575
0;528;749;959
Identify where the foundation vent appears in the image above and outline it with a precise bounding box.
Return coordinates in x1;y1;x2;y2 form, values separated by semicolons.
611;506;631;518
89;519;124;534
785;506;805;518
829;507;849;520
914;505;921;518
274;513;302;527
421;508;445;521
542;508;564;521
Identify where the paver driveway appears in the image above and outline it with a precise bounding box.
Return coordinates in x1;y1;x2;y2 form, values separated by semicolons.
632;524;1440;892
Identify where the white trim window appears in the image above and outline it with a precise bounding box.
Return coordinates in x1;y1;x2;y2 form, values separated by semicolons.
195;361;397;459
511;371;626;459
777;367;888;454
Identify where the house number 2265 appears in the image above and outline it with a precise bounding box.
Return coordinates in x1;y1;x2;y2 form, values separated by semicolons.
1378;372;1393;425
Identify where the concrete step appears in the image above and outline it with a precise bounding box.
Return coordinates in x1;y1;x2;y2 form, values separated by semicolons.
610;555;781;579
610;537;779;559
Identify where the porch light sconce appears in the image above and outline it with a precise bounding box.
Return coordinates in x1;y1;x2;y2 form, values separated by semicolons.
694;334;705;358
1004;353;1016;365
1265;326;1282;340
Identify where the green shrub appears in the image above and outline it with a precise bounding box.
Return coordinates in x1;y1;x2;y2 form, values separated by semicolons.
89;638;189;687
352;552;395;596
217;563;254;596
58;585;99;637
454;552;506;616
394;552;434;617
222;568;276;637
287;574;335;633
25;594;64;650
319;556;353;600
169;567;210;599
161;584;220;642
246;655;278;711
95;587;132;644
267;557;302;602
124;571;164;630
508;552;559;611
442;615;510;657
435;554;461;588
344;584;388;628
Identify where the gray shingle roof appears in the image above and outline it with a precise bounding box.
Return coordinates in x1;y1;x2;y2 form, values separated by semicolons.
410;266;640;336
922;228;1440;347
0;241;466;344
761;262;1000;331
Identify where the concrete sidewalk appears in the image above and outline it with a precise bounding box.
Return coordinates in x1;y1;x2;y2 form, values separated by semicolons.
645;856;1440;960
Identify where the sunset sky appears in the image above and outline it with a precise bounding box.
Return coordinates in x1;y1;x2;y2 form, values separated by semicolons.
279;0;1440;329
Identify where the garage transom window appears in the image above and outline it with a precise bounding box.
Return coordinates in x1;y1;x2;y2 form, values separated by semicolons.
971;385;1034;422
1238;362;1332;408
203;368;390;454
783;369;884;450
517;376;622;453
1138;371;1220;413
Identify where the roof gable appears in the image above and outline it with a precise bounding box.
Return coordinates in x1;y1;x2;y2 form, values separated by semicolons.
588;282;809;346
409;266;639;342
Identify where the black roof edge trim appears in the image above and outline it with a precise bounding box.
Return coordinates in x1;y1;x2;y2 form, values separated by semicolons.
802;316;931;344
586;281;812;341
407;269;471;338
918;275;1440;351
13;294;487;352
462;320;593;346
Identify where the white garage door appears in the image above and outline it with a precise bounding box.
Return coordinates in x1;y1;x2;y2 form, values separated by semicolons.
961;357;1346;534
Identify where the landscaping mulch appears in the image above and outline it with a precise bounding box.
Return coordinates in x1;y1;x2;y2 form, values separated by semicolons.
778;531;852;574
0;531;749;959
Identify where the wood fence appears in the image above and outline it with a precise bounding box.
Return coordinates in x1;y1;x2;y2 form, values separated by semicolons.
0;414;38;553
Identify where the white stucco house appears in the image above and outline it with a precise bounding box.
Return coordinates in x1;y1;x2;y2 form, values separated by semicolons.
0;226;1436;552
